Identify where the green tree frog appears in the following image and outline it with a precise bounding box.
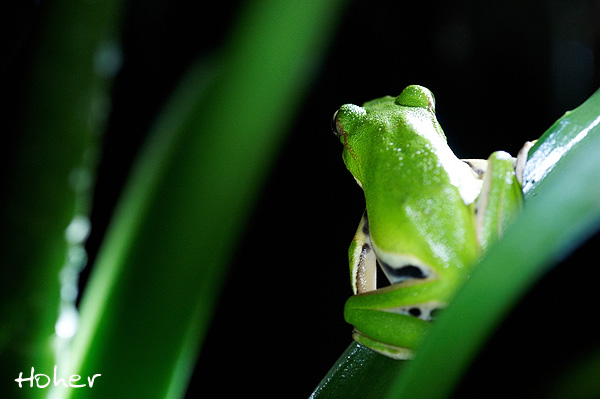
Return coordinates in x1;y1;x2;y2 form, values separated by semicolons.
332;85;529;359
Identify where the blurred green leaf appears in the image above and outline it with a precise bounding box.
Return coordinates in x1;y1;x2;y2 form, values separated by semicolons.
312;87;600;398
0;1;122;398
58;1;346;398
549;347;600;399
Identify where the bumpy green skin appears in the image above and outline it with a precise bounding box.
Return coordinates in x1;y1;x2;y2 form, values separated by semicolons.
333;85;523;359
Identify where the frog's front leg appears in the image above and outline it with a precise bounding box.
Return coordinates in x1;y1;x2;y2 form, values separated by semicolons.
474;151;523;249
469;142;534;249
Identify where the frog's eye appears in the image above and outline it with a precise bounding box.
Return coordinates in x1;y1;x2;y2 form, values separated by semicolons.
395;85;436;113
333;104;367;138
331;110;341;137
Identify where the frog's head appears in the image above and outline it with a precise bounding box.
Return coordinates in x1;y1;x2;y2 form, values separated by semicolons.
332;85;445;188
332;103;367;185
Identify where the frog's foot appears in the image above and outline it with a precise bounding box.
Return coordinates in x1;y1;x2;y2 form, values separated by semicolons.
352;330;414;360
515;140;537;185
462;158;488;179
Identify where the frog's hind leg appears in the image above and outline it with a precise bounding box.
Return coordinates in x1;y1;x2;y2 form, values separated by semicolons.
349;211;377;295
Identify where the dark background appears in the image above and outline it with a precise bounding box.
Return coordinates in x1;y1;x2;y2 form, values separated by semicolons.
4;0;600;397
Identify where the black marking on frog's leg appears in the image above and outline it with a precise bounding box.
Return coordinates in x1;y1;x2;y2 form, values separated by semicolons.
408;308;422;317
356;243;373;281
396;304;445;321
379;261;429;281
353;213;377;294
361;211;370;235
360;243;371;259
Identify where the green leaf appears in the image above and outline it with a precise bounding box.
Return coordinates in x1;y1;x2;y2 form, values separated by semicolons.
56;1;346;398
0;2;122;398
549;347;600;399
522;88;600;198
311;87;600;398
310;343;405;398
